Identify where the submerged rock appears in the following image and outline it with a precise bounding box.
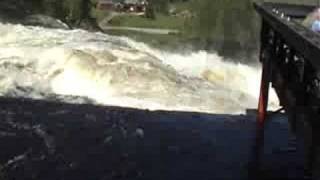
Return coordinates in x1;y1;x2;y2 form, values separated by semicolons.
135;128;144;138
23;14;70;30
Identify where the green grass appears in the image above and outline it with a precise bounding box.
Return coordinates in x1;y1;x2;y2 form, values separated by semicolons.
169;1;192;14
91;0;191;31
91;8;111;22
105;29;191;50
109;13;185;30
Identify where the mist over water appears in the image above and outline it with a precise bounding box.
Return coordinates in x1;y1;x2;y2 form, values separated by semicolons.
0;22;278;114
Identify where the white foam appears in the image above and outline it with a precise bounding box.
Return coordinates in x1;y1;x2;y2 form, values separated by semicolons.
0;22;279;114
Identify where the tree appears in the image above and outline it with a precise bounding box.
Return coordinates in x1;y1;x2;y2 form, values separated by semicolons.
145;1;156;19
80;0;91;22
188;0;258;56
189;0;222;49
150;0;169;14
63;0;82;24
42;0;65;18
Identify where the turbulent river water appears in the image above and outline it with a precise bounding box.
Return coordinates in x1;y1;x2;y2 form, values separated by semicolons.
0;22;278;114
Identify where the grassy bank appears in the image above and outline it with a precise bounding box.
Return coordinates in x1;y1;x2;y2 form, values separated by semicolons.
109;13;185;30
102;0;259;58
107;0;191;30
92;8;111;22
105;29;187;50
0;0;263;58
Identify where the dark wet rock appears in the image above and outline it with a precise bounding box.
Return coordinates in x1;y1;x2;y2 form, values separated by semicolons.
0;1;102;32
23;14;70;29
0;97;305;180
167;145;180;153
134;128;144;138
103;136;113;144
0;0;42;23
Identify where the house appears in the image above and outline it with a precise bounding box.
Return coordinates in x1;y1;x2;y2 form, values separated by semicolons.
97;0;147;13
97;0;115;10
123;0;148;12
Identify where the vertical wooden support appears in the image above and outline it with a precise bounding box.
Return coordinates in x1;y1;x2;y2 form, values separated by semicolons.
250;19;272;178
257;19;272;140
257;59;271;126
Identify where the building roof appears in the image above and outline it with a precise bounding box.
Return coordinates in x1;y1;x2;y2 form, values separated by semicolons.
98;0;114;4
124;0;140;4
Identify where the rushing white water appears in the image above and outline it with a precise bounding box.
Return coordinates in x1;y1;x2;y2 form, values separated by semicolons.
0;22;278;114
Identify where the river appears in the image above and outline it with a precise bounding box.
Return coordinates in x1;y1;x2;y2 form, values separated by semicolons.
0;22;279;114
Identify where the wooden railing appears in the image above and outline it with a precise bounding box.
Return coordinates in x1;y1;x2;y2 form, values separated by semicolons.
253;2;320;179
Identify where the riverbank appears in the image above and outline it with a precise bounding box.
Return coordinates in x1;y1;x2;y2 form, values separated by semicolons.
106;13;186;30
102;26;180;35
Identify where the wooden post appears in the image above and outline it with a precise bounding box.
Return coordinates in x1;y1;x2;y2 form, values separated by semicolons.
257;56;271;126
250;19;272;179
257;19;272;136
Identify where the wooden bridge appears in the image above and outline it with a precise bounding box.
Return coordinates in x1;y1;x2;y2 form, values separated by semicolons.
254;2;320;179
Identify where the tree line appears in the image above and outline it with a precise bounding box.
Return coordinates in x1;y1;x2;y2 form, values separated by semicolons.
21;0;97;28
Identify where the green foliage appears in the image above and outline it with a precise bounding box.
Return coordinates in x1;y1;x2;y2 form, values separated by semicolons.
31;0;96;26
145;3;156;19
91;9;110;22
27;0;44;13
16;0;260;56
106;0;259;56
187;0;258;54
150;0;170;14
63;0;83;24
191;0;219;40
42;0;65;18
